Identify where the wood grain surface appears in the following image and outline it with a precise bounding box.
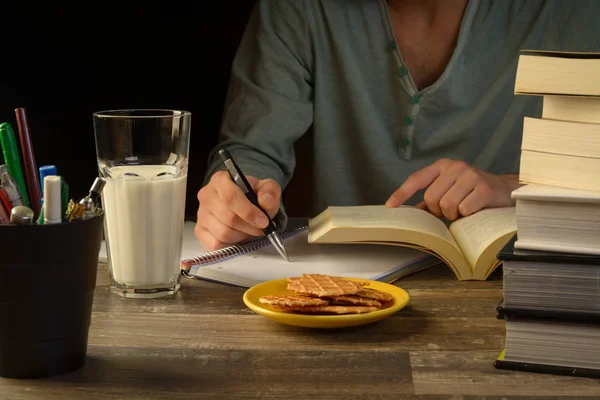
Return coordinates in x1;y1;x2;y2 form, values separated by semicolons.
2;263;599;399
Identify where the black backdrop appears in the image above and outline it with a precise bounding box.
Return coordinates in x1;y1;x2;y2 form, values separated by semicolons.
0;0;256;219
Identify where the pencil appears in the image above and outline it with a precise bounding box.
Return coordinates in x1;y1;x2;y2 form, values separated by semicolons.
15;108;42;218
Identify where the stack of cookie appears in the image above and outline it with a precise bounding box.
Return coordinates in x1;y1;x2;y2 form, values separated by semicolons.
259;274;393;315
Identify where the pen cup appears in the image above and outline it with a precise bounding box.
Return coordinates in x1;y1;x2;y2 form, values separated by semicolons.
0;211;104;379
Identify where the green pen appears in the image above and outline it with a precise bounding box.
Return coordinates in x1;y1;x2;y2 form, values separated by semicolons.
0;122;29;207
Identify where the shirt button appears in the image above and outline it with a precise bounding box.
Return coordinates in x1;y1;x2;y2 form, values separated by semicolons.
397;65;408;77
404;116;413;125
387;40;398;51
400;137;411;147
411;94;421;105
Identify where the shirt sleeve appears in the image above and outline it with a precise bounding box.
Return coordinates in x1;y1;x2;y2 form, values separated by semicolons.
203;0;314;228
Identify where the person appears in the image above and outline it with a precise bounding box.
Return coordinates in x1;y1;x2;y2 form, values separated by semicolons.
195;0;600;250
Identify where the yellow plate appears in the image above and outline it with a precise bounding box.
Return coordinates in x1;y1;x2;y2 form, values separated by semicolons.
243;278;410;329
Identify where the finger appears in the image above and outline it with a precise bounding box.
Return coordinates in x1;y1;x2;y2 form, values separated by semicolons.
253;179;281;218
213;172;270;229
438;175;476;220
421;173;458;218
457;185;491;217
415;201;427;210
208;201;263;236
240;176;280;215
198;184;260;235
200;206;252;245
209;199;264;237
385;163;442;207
194;224;227;251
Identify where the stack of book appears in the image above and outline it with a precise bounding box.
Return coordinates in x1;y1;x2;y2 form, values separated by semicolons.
494;50;600;378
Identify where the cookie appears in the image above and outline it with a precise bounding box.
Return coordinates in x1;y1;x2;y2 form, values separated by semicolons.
286;274;367;297
328;295;382;307
259;295;329;308
355;288;394;303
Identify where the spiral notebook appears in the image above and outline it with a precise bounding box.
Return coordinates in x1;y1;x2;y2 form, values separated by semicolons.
179;223;440;287
99;221;440;287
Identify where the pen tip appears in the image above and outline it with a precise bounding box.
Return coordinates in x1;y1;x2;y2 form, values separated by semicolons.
268;232;289;262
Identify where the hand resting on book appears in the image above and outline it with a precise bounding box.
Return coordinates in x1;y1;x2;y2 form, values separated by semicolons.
385;158;521;220
195;170;282;251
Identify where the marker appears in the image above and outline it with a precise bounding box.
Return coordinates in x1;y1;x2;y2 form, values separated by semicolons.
43;175;61;224
0;122;29;207
39;165;57;206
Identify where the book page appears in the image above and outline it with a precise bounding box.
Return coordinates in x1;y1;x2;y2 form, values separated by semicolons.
448;207;516;270
312;205;459;249
515;55;600;96
512;184;600;203
542;95;600;124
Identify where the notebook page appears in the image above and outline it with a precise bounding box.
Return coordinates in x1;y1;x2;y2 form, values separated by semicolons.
187;229;438;287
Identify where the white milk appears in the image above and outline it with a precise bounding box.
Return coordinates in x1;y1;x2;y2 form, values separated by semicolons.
101;165;187;285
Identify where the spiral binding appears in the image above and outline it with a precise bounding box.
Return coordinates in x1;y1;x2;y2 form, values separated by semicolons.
181;225;307;276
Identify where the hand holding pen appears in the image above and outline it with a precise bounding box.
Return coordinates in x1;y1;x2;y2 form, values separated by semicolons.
194;150;286;259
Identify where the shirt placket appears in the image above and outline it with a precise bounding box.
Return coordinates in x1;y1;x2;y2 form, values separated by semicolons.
383;6;422;161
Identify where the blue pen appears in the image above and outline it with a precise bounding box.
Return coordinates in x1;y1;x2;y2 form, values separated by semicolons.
39;165;57;206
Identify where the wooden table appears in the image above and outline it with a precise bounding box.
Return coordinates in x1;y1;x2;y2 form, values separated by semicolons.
2;263;600;399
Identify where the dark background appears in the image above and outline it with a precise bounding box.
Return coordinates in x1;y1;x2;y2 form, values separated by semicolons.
0;0;257;219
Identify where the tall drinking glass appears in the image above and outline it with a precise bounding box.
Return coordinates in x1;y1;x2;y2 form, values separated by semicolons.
93;109;191;298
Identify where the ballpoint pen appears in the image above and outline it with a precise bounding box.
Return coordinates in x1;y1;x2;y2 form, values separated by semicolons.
218;149;289;262
0;122;29;207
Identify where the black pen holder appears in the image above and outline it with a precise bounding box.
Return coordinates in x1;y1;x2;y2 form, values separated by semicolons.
0;211;104;379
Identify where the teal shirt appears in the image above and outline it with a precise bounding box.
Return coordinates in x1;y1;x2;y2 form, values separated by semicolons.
204;0;600;226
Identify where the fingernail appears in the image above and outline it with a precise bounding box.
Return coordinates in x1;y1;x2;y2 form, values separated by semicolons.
385;196;396;207
255;214;268;228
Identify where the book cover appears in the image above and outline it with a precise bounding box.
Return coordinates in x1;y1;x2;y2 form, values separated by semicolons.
496;234;600;265
494;349;600;379
495;300;600;325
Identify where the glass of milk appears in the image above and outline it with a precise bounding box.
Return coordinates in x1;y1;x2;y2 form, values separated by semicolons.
93;109;191;298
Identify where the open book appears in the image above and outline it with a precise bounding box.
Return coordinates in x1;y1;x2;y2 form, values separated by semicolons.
308;205;517;280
